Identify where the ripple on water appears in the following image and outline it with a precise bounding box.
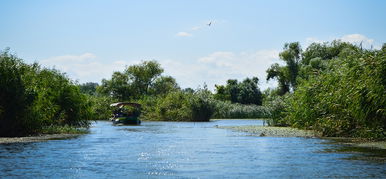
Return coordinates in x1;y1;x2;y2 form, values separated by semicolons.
0;120;385;178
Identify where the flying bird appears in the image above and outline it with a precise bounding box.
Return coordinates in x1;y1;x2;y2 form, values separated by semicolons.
207;22;212;26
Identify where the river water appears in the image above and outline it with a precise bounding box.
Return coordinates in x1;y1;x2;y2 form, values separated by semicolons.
0;120;385;178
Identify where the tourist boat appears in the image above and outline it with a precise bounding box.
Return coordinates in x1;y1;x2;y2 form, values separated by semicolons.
110;102;141;125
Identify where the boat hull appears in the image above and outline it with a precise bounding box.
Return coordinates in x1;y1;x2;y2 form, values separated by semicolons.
112;116;141;125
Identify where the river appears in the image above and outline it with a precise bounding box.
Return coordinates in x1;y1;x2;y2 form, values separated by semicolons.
0;120;385;178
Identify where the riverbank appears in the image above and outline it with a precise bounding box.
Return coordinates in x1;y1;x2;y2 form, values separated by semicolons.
218;125;320;137
0;134;81;144
323;137;386;150
219;125;386;150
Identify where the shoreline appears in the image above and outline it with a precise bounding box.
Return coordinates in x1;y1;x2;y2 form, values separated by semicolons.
0;134;81;144
219;125;386;150
218;125;320;137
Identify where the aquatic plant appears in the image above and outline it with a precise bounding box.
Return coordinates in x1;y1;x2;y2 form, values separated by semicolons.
213;100;270;119
267;42;386;139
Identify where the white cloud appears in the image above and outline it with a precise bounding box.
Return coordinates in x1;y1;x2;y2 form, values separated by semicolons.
305;37;324;44
160;49;281;91
305;34;379;49
40;53;96;64
198;51;234;67
38;50;281;90
39;53;136;83
191;26;201;31
176;32;192;37
340;34;374;44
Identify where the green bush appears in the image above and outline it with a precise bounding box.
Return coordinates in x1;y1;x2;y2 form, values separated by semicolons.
0;49;92;137
190;88;216;121
213;100;270;119
88;95;114;120
264;95;289;126
140;88;216;122
0;50;39;136
140;91;191;121
284;50;385;138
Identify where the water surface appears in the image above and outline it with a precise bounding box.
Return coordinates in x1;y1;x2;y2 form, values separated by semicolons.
0;120;385;178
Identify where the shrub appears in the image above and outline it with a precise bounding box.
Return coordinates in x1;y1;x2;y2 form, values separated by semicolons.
88;95;115;120
190;88;216;121
140;91;191;121
213;100;270;119
0;50;39;136
264;95;289;126
140;88;216;122
0;49;92;136
284;50;385;138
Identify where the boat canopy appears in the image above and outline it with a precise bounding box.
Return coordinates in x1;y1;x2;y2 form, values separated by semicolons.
110;102;141;108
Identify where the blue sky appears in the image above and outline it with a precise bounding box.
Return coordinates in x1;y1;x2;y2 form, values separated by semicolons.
1;0;385;90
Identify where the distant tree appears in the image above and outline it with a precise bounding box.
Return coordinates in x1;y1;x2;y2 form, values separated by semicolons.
237;77;262;105
97;60;167;101
279;42;302;90
214;85;229;101
97;71;132;101
214;77;263;105
299;40;360;80
266;42;302;94
302;40;357;65
182;87;195;93
126;60;163;97
149;76;179;96
266;63;290;95
79;82;99;95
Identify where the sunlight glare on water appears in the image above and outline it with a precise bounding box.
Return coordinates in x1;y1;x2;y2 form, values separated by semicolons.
0;120;385;178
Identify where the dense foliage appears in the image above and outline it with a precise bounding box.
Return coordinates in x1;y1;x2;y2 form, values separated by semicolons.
79;82;98;95
139;88;216;122
91;61;217;122
266;42;302;95
266;41;386;139
214;77;263;105
213;100;270;119
0;49;93;137
97;60;178;100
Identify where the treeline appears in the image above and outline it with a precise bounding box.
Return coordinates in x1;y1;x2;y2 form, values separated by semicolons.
82;60;267;122
1;47;267;137
0;49;92;137
265;41;386;139
5;40;380;139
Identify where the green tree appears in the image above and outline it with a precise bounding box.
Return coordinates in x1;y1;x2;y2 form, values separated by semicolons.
214;77;263;105
266;63;290;95
98;60;164;100
149;76;179;96
126;60;163;97
79;82;99;95
280;42;302;89
237;77;262;105
266;42;302;94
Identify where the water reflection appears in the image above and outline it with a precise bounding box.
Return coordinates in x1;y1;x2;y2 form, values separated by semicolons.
0;120;385;178
320;140;386;163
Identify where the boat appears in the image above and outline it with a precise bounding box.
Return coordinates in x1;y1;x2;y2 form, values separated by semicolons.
110;102;142;125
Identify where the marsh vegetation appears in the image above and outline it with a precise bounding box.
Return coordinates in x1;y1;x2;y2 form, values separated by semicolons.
1;40;385;139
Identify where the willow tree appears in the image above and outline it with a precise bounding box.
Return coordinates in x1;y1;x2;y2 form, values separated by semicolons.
266;42;302;94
